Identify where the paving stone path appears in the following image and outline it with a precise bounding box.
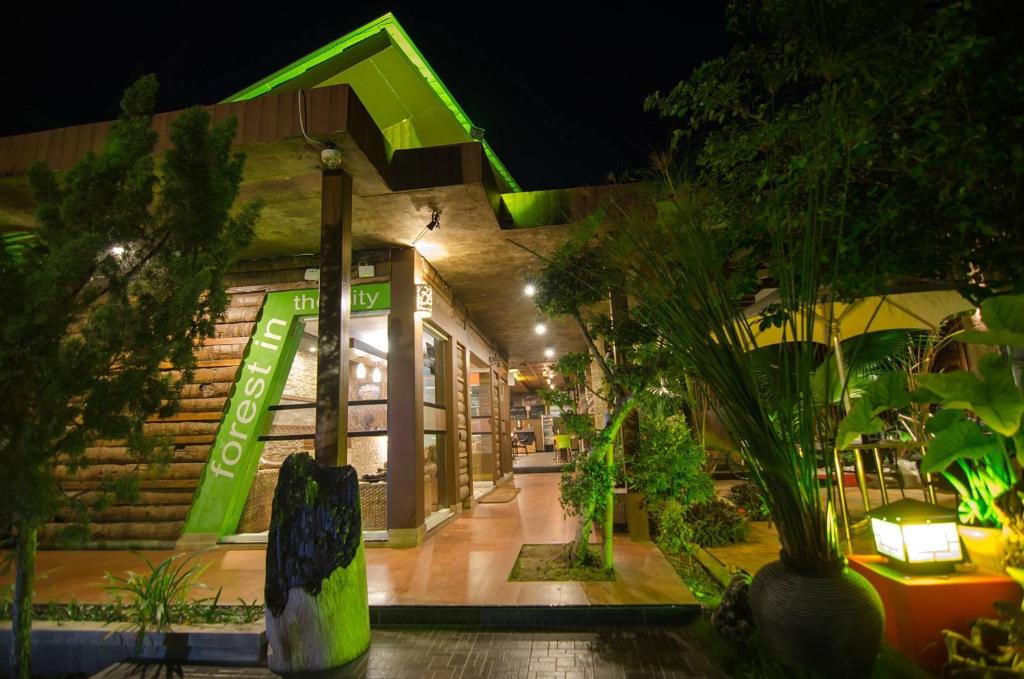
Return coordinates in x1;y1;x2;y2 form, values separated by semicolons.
94;626;728;679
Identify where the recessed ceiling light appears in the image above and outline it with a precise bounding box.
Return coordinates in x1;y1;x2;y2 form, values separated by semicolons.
524;284;536;297
534;323;547;335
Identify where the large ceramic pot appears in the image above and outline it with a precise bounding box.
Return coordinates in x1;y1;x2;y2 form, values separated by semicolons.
959;525;1004;572
750;558;884;678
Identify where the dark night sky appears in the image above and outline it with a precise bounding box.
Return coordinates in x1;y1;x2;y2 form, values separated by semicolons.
0;3;729;190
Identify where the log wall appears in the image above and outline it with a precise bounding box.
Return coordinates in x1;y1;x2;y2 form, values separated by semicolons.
44;256;320;548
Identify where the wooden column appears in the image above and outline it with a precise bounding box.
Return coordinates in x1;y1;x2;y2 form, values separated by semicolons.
386;247;425;541
443;335;459;510
315;169;352;467
460;344;474;507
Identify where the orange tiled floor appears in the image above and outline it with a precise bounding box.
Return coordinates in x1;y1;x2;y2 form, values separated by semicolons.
1;473;696;608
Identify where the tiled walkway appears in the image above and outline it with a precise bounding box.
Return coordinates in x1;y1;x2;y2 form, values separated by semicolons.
5;473;696;608
94;627;726;679
513;451;563;472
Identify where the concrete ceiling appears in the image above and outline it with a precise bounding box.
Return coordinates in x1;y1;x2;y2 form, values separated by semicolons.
229;136;584;368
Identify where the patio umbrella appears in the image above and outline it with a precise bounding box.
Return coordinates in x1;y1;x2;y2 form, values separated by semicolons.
742;290;975;409
740;289;975;522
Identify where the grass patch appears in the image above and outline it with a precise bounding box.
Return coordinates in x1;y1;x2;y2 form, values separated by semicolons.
662;551;725;606
508;543;615;582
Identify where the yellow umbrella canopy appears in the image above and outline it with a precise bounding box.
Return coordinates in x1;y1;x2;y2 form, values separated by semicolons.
742;290;975;411
744;290;975;349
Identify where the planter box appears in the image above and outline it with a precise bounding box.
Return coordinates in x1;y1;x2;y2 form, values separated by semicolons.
849;554;1022;671
0;620;266;677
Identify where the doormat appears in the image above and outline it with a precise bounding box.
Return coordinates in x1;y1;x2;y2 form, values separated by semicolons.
479;485;521;503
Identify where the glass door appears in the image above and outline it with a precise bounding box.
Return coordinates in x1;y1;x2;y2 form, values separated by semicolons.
422;325;449;519
469;353;494;498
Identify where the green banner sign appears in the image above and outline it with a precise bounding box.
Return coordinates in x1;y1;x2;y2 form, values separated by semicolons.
183;283;389;538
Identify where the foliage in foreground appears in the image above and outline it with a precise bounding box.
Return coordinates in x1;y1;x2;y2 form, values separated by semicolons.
943;566;1024;675
0;74;258;678
649;0;1024;304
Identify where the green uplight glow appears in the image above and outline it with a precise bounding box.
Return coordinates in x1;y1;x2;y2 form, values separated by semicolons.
224;13;520;192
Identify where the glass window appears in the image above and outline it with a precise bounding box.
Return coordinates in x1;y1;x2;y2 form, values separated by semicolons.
247;310;391;534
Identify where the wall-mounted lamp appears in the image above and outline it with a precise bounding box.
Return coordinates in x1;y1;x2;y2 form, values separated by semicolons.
371;364;382;383
534;323;547;335
524;284;536;297
415;283;433;318
411;210;441;246
356;362;367;379
544;347;555;359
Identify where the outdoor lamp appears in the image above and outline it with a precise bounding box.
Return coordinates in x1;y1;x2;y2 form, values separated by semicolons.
415;283;433;318
868;498;962;574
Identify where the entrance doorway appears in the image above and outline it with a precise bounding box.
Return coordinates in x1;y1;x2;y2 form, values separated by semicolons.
469;353;496;499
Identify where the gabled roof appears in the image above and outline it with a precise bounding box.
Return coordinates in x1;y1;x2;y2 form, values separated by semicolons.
224;12;520;193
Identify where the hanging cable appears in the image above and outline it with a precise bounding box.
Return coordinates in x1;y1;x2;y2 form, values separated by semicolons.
297;89;325;148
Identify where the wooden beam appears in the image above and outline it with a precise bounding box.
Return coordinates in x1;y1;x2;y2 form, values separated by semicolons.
315;169;353;467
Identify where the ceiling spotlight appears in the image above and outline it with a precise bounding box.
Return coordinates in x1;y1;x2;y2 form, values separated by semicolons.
524;284;536;297
534;323;547;335
544;348;555;359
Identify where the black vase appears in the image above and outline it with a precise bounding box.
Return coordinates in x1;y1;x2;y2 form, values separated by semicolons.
750;559;884;678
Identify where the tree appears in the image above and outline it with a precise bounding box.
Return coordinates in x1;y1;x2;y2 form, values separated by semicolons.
529;226;669;569
648;0;1024;303
0;75;259;678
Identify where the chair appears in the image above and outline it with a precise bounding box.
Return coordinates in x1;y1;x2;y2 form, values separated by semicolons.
554;434;572;463
511;433;527;458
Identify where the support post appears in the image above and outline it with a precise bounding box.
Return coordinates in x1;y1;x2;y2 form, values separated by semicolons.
315;169;352;467
386;247;425;543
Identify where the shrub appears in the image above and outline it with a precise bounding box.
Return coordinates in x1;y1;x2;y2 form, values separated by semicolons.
631;414;714;507
683;498;748;547
728;482;772;521
654;499;696;554
104;551;210;646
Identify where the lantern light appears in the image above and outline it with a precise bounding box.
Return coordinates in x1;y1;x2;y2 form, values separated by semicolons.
371;364;382;383
868;499;962;574
355;362;367;379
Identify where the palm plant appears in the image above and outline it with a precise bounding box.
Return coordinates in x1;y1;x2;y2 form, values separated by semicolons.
105;551;211;647
607;180;844;573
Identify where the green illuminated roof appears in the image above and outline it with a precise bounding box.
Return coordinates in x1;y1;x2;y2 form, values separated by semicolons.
225;13;520;192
